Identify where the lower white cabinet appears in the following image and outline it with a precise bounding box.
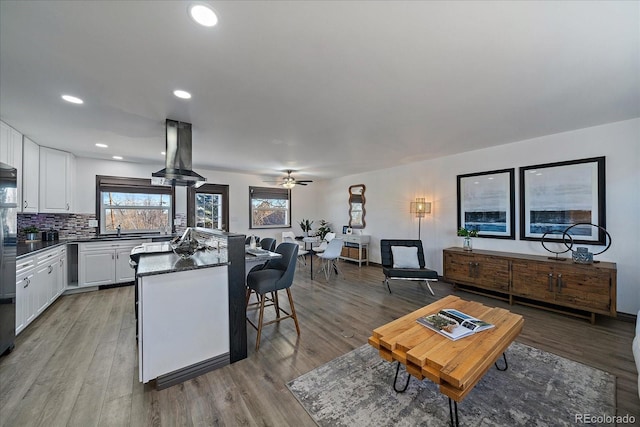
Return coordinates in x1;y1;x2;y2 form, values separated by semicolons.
35;262;53;315
35;248;60;314
79;251;116;286
115;247;136;282
57;247;67;297
15;257;36;335
15;245;66;335
78;240;147;287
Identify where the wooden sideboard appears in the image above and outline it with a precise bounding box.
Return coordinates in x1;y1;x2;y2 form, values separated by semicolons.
443;247;617;323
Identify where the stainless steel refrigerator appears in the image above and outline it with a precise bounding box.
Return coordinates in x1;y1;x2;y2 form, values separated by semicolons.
0;162;17;356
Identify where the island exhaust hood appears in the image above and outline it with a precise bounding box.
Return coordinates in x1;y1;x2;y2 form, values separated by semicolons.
152;119;206;187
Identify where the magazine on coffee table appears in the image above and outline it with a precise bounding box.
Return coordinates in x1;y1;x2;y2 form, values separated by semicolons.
416;308;494;340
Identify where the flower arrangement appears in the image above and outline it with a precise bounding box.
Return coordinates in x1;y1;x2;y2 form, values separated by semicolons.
457;227;479;237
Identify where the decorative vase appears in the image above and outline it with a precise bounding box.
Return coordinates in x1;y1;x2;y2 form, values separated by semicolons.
303;231;308;238
462;237;472;251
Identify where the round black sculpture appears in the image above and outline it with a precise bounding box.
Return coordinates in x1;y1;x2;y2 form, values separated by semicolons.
541;230;574;261
562;223;612;258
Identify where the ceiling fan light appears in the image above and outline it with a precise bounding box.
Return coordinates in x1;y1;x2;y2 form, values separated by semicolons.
282;181;296;189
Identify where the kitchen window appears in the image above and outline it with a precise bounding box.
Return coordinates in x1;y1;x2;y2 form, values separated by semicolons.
96;176;175;235
249;186;291;229
187;184;229;231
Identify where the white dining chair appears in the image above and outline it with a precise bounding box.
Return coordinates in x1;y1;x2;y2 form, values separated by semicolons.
282;231;308;266
313;232;336;255
317;238;343;280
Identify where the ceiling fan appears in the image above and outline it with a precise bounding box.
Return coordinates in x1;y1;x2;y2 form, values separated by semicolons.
264;170;313;188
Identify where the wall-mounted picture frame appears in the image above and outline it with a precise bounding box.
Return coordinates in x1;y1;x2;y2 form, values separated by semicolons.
520;156;606;244
457;168;515;239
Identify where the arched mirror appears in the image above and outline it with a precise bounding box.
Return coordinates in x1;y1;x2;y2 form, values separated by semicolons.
348;184;366;229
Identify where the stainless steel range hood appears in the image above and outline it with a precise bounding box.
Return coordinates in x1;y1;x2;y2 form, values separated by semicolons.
152;119;206;187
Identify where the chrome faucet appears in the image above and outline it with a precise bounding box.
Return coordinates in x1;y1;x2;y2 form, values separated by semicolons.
116;224;121;237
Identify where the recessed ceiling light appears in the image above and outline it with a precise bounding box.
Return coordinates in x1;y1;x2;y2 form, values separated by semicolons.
61;94;83;104
112;156;123;160
95;143;108;148
173;90;192;99
161;151;166;155
189;3;218;27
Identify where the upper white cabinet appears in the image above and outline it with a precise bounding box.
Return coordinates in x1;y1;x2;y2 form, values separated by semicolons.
0;121;23;212
39;146;75;213
22;136;39;213
0;121;22;167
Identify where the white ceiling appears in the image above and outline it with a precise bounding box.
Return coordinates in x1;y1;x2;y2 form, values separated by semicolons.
1;1;638;182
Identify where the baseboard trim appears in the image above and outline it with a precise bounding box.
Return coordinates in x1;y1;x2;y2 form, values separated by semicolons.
156;353;230;390
616;311;638;323
98;281;134;290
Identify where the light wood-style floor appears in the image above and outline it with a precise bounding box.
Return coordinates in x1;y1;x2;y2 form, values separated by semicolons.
1;260;638;426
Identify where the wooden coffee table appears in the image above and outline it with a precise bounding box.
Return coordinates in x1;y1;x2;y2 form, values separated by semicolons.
368;295;524;426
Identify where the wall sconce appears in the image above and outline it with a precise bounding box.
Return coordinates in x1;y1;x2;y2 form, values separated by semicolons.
410;198;431;239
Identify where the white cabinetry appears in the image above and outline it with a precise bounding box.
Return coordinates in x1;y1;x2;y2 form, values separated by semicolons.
0;121;23;212
15;257;36;335
22;137;39;212
78;240;146;287
39;146;75;213
15;246;67;335
57;247;67;297
35;248;60;313
116;247;136;282
139;266;229;384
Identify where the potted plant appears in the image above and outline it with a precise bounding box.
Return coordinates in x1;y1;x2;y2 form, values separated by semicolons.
316;219;332;240
299;219;313;237
22;226;40;241
457;227;479;251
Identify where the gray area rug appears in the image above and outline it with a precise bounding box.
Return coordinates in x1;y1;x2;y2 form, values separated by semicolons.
287;342;616;426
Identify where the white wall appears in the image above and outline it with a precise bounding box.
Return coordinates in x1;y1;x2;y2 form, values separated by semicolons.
74;159;320;241
320;119;640;315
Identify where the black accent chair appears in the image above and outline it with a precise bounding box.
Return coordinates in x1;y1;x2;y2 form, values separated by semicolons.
380;239;438;295
246;242;300;350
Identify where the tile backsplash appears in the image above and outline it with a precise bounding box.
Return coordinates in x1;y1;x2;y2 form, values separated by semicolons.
17;213;187;241
18;213;98;241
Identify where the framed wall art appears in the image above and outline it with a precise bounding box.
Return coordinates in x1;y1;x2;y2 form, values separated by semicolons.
457;168;515;239
519;156;606;244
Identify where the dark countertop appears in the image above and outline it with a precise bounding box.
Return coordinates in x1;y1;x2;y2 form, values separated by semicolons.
135;244;280;277
17;234;178;259
136;250;230;277
17;239;72;257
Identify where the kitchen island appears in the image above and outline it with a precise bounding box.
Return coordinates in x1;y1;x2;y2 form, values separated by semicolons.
135;230;247;389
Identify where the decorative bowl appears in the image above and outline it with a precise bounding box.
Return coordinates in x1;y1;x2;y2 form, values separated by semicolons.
170;238;199;259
